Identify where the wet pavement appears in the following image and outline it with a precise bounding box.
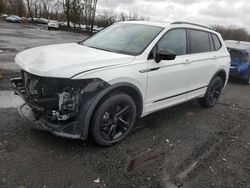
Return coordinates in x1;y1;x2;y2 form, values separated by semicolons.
0;91;24;108
0;20;249;188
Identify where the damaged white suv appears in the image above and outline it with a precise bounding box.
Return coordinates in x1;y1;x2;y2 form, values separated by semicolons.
11;21;230;146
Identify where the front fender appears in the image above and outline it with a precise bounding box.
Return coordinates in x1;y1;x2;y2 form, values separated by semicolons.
79;82;143;141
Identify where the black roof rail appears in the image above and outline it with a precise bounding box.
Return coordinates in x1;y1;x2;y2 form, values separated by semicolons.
171;21;213;30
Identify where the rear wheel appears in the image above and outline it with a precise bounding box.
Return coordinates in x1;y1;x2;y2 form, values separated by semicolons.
91;93;137;146
198;76;223;108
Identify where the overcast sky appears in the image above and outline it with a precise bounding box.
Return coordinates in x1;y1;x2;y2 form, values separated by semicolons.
97;0;250;32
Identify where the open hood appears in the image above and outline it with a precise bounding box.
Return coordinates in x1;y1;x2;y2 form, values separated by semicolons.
15;43;135;78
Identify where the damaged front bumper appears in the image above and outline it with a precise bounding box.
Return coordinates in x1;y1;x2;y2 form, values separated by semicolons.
11;73;110;140
18;103;81;139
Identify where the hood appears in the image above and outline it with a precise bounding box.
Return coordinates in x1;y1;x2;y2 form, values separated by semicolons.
15;43;135;78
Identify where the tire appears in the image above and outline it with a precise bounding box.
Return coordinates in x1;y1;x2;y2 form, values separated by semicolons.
91;93;137;146
198;76;223;108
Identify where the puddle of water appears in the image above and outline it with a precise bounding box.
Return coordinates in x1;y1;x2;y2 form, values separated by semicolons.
0;91;24;108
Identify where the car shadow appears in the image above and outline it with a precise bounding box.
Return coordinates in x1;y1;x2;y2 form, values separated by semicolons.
28;99;202;150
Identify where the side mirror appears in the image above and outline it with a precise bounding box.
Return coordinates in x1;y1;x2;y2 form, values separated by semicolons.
155;49;177;63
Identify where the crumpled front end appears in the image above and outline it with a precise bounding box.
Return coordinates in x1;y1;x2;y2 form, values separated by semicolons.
11;71;110;139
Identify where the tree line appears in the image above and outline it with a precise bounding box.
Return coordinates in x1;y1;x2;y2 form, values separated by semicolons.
212;25;250;42
0;0;148;32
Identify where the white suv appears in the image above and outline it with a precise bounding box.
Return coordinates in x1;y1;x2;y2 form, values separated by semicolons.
11;21;230;146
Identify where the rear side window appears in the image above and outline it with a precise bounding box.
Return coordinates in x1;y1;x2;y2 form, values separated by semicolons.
189;29;210;54
212;34;222;51
157;29;187;56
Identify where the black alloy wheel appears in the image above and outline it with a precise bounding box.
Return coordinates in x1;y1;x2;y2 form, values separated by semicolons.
91;93;137;146
198;76;223;108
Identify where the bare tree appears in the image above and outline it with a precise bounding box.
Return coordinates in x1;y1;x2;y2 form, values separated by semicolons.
119;12;127;21
51;0;61;20
62;0;71;28
90;0;97;33
26;0;33;20
83;0;97;32
6;0;26;17
70;0;82;28
32;0;41;18
0;0;6;14
212;25;250;42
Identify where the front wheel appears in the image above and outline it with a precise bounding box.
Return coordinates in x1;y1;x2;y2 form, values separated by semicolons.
91;93;137;146
198;76;223;108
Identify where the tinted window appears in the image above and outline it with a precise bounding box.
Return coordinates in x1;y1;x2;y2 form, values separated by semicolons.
209;34;215;51
158;29;187;55
189;30;210;54
212;34;221;51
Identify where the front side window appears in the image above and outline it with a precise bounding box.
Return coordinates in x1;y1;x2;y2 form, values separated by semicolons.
83;23;163;56
157;29;187;56
189;29;210;54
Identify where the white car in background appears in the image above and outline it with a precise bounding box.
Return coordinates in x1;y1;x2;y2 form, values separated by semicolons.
1;14;8;18
48;20;59;30
11;21;230;146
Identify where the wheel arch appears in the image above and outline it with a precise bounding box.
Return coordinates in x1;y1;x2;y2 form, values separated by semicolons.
213;69;227;87
81;82;143;140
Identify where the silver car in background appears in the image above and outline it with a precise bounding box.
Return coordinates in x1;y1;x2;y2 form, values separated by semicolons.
6;15;22;23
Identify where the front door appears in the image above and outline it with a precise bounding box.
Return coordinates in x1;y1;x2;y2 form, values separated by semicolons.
145;28;192;114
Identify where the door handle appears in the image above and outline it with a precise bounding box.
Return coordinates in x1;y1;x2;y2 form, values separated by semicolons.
212;55;217;59
183;60;191;64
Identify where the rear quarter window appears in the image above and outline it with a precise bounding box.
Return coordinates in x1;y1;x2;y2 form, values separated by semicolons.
212;34;222;51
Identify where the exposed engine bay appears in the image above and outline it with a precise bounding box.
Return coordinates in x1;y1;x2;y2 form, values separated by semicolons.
11;70;110;138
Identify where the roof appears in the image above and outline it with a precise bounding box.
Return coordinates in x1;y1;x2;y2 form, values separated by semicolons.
121;21;215;33
121;21;171;28
225;40;250;52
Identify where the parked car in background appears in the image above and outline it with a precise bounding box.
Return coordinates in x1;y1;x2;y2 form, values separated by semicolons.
11;21;230;146
48;20;59;30
1;14;8;18
6;15;22;23
36;18;48;24
21;17;29;22
225;40;250;84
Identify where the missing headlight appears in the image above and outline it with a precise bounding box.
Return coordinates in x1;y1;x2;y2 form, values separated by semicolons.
18;71;110;122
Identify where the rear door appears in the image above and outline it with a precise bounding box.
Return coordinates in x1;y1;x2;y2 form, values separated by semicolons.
186;29;217;93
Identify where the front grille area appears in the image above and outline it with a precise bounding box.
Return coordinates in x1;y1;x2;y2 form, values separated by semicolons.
12;71;110;124
22;71;60;98
19;71;59;110
18;71;94;112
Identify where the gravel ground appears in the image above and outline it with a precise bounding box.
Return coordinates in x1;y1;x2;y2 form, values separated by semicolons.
0;20;249;188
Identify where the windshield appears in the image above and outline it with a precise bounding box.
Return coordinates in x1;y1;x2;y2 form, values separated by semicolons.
83;23;163;55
